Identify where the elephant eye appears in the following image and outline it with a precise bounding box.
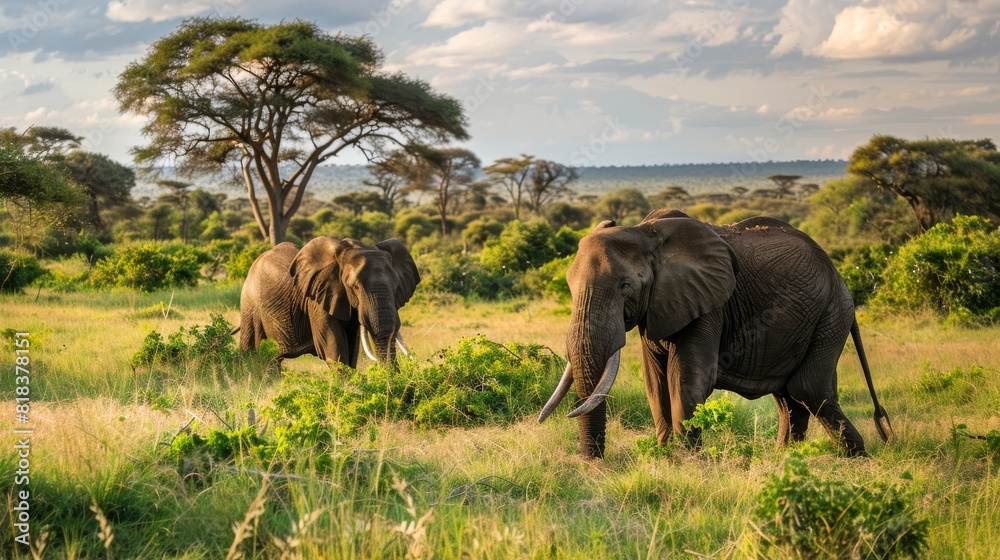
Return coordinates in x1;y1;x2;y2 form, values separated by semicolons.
619;280;632;294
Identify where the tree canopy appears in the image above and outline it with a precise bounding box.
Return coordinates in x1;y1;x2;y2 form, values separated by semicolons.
0;142;84;208
848;135;1000;232
115;17;469;245
62;151;136;232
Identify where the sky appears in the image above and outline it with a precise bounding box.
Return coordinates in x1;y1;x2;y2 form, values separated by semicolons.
0;0;998;168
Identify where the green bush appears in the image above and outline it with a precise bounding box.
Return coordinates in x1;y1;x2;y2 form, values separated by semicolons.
871;215;1000;320
130;314;238;369
91;242;209;292
394;211;437;246
0;249;46;292
480;220;579;275
682;398;735;433
519;256;573;301
417;251;514;300
203;239;269;281
831;244;895;306
752;453;928;559
264;335;562;448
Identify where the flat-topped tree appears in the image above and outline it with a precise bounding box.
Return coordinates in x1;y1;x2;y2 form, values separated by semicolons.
484;155;534;220
115;17;468;245
407;145;480;237
527;159;577;215
848;135;1000;233
767;174;802;200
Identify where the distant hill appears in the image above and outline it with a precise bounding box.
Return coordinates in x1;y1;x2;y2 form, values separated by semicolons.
133;160;847;201
571;160;847;196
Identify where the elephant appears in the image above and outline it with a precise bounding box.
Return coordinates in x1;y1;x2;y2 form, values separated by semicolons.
239;237;420;367
538;210;893;459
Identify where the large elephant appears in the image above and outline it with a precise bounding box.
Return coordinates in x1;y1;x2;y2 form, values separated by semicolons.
239;237;419;367
539;210;893;459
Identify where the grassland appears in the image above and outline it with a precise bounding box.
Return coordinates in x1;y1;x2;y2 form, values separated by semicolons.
1;284;998;558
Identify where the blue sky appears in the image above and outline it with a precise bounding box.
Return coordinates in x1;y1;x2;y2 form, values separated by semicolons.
1;0;998;167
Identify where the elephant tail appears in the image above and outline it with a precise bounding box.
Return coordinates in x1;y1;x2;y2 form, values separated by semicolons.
851;317;894;443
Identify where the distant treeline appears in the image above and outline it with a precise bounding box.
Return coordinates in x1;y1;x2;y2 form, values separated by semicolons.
132;160;848;201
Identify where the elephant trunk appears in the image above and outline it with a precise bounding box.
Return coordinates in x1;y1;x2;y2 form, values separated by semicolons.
563;290;627;459
361;289;399;364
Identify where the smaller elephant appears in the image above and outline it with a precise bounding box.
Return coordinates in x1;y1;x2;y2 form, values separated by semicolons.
239;237;419;367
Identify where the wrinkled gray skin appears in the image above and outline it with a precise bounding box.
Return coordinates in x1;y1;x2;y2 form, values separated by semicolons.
542;210;892;459
239;237;419;367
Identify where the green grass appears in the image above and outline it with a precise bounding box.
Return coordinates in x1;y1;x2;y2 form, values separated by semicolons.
1;287;999;558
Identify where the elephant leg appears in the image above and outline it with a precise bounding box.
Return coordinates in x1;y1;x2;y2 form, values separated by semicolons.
773;391;810;446
311;316;350;364
785;316;867;457
666;313;723;447
640;336;672;446
811;400;866;457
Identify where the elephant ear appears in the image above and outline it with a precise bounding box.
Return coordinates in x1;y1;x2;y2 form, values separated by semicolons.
639;217;738;341
290;237;352;320
376;239;420;308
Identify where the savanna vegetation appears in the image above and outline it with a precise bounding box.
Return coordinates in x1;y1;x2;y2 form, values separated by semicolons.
2;14;1000;560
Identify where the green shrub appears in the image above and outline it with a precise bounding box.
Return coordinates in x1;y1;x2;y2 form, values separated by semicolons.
91;242;208;292
519;256;573;301
752;452;928;559
394;211;437;246
130;314;238;369
682;398;735;433
264;335;562;448
480;220;579;275
203;239;268;281
417;251;514;300
871;215;1000;320
227;242;269;281
0;249;46;292
831;244;895;306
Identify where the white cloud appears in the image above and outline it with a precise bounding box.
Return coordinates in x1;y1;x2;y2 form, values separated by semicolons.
105;0;238;23
403;21;524;68
766;0;1000;60
423;0;506;27
767;0;850;57
25;106;52;121
506;63;558;79
776;0;1000;59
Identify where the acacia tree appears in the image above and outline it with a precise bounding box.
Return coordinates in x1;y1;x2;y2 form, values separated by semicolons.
363;150;415;217
0;135;87;251
63;151;136;233
597;187;650;222
484;154;533;219
0;126;82;159
848;135;1000;232
526;159;577;215
115;17;468;245
767;174;801;200
409;146;480;236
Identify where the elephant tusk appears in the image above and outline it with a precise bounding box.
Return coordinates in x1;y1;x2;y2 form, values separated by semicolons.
360;326;378;361
567;349;621;419
538;361;574;423
395;333;411;357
